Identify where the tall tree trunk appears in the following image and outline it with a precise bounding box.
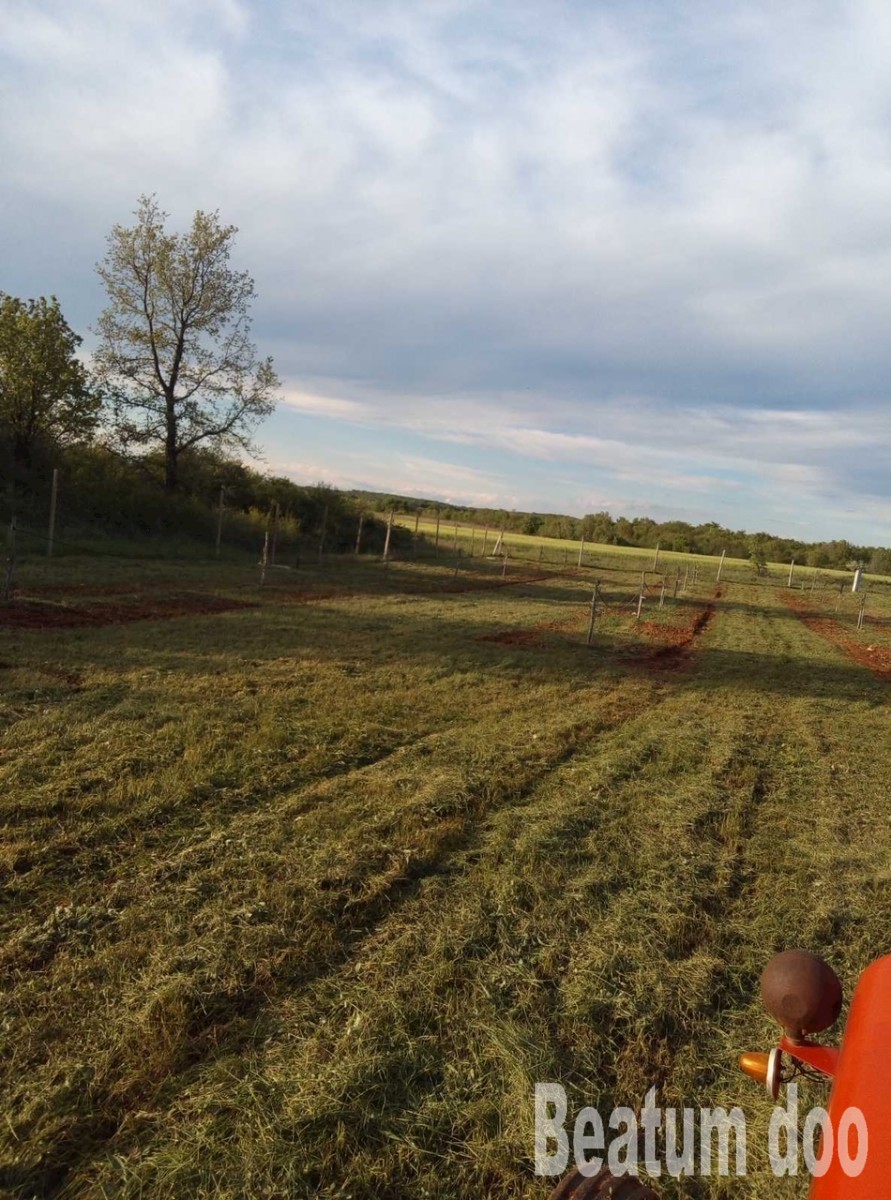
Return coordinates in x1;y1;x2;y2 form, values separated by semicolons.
12;432;32;473
165;395;178;492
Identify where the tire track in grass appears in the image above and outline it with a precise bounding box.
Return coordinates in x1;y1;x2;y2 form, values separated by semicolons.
65;582;887;1199
2;678;676;1197
4;584;792;1197
0;722;461;940
2;668;564;927
89;693;781;1200
545;706;779;1099
78;683;791;1199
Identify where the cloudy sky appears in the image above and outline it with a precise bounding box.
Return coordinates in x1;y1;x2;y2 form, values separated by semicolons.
2;1;891;543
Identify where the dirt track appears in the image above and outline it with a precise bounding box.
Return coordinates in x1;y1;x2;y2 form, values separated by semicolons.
783;590;891;679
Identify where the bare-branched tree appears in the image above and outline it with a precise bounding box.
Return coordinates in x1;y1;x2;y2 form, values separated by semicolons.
94;195;279;491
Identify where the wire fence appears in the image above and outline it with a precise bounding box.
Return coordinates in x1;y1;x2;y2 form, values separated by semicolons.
3;484;890;632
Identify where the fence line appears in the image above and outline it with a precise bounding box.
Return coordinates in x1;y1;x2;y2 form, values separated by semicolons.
3;481;891;627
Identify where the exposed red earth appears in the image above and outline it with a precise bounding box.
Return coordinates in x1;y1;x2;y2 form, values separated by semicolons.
1;565;573;633
783;591;891;679
473;590;721;665
475;629;545;648
622;590;720;671
0;593;256;630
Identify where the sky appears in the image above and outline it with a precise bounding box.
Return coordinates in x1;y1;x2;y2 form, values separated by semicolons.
2;0;891;544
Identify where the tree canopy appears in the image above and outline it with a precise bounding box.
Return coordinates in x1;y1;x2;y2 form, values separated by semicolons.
0;293;97;479
94;195;279;491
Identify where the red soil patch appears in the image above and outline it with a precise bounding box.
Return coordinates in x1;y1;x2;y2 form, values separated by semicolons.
473;599;587;650
783;592;891;680
266;588;354;604
26;582;165;598
476;629;544;648
0;593;256;630
532;610;588;635
624;593;718;671
264;572;565;604
637;620;690;646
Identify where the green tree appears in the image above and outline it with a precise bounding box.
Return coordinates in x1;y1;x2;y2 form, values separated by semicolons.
0;293;97;475
581;511;617;544
94;195;280;491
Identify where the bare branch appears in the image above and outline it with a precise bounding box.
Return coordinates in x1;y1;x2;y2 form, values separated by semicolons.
93;197;280;490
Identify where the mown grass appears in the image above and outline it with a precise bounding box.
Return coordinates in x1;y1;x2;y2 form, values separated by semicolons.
1;553;889;1199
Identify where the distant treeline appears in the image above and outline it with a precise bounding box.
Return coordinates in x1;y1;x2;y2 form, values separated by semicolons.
348;489;891;574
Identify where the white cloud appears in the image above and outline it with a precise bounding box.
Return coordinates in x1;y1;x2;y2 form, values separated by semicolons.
268;449;506;508
280;390;367;419
3;0;891;540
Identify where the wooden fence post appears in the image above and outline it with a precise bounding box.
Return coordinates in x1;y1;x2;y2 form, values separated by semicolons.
47;468;59;558
586;583;600;645
355;513;365;555
270;501;280;566
215;485;225;557
318;505;328;564
3;516;16;600
259;530;269;587
383;510;394;561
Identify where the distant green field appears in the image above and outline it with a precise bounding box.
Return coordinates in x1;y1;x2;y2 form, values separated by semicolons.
2;550;889;1198
391;513;890;588
395;513;730;562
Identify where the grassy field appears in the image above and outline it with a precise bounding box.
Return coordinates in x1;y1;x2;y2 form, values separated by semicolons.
1;548;889;1199
394;515;735;572
391;514;891;588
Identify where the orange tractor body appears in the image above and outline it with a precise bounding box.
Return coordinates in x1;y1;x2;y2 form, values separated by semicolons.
547;951;891;1199
807;953;891;1197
